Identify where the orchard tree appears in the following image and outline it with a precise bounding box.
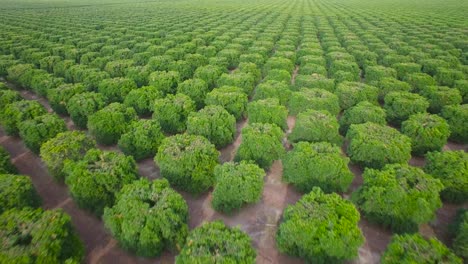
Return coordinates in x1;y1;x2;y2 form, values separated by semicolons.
40;131;96;182
289;88;340;116
67;92;106;129
247;98;288;130
420;85;462;114
98;77;137;103
276;188;364;263
335;81;379;110
290;109;342;145
124;86;163;116
0;89;21;111
352;164;443;233
0;147;17;174
283;142;353;193
103;178;188;257
152;93;195;134
155;134;219;194
339;101;386;135
18;113;67;154
118;119;165;161
217;72;256;95
384;91;429;125
64;148;139;216
0;174;40;214
148;70;180;95
377;77;412;100
176;78;209;110
441;104;468;143
193;65;224;88
451;210;468;259
205;86;248;120
47;83;86;115
176;221;256;264
253;80;292;106
404;73;435;92
0;100;46;136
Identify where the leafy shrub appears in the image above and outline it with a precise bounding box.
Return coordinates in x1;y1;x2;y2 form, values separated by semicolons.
421;59;449;76
98;77;137;103
0;208;84;263
40;131;95;182
64;148;138;215
205;86;248;120
103;178;188;257
88;103;137;145
194;65;223;88
335;81;379;110
339;101;386;135
299;64;327;76
238;62;261;82
384;91;429;125
381;234;462;264
404;72;436;92
247;98;288;130
147;55;171;71
176;78;209;110
0;89;21;111
435;68;464;87
352;164;443;233
264;69;291;83
6;64;34;85
47;83;86;115
212;161;264;213
420;86;462;113
424;151;468;203
187;105;236;148
155;134;218;194
393;62;421;80
0;147;16;174
346;122;411;168
283;142;353;193
148;70;180;95
235;123;285;169
451;210;468;258
1;100;46;136
0;174;40;214
289;88;340;116
117;119;165;161
441;104;468;143
18;113;67;154
67;92;106;128
263;57;294;75
290;109;342;145
217;72;255;95
277;188;364;263
176;221;255;263
168;60;193;80
401;113;450;155
454;80;468;103
125;65;151;87
104;59;134;77
253;80;291;106
152;93;195;134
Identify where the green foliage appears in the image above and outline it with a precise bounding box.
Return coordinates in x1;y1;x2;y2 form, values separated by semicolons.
187;105;236;148
118;119;165;161
148;70;181;95
420;85;462;114
247;98;288;130
264;69;291;83
176;221;256;264
339;101;386;135
98;77;137;103
393;62;421;80
283;142;353;193
0;100;47;136
47;83;86;115
0;89;21;111
235;123;285;169
40;131;96;182
404;72;436;92
6;63;34;85
377;77;412;100
0;208;84;263
401;113;450;155
104;59;134;77
352;164;443;233
346;122;411;169
454;80;468;103
67;92;106;128
176;78;209;110
152;93;195;134
87;103;138;145
18;113;67;154
123;86;162;116
424;151;468;203
277;188;364;263
0;174;40;214
384;91;429;125
263;57;294;75
64;148;138;215
253;80;291;106
381;234;462;264
335;81;379;110
289;88;340;116
217;72;256;95
451;210;468;258
155;134;219;194
103;178;188;257
435;68;464;87
289;109;342;145
212;161;265;213
0;147;16;174
205;86;248;120
193;65;223;88
441;104;468;143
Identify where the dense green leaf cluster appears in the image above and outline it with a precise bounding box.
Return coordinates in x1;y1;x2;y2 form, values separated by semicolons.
451;210;468;259
0;174;40;214
67;91;106;128
253;80;292;106
118;119;165;161
247;98;288;130
335;81;379;110
420;85;462;113
47;83;86;115
205;86;248;120
152;93;195;134
290;109;342;145
441;104;468;143
123;86;163;116
98;77;137;103
0;100;46;136
148;70;181;95
18;113;67;154
0;147;17;174
176;78;209;110
289;88;340;116
339;101;386;135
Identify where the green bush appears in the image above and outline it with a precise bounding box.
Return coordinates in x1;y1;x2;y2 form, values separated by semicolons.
176;221;255;264
217;72;255;95
125;66;151;87
392;62;421;80
289;88;340;116
118;119;165;161
290;109;342;145
103;178;188;257
454;80;468;103
47;83;86;115
238;62;261;82
152;93;195;134
263;57;294;75
155;134;219;194
421;59;449;76
0;147;16;174
88;103;137;145
441;104;468;143
148;70;180;95
377;77;412;100
346;122;411;169
420;86;462;114
335;81;379;110
384;91;429;125
283;142;353;193
67;92;106;128
205;86;248;120
176;78;209;110
451;210;468;258
0;89;21;111
64;148;138;215
253;80;291;106
193;65;223;88
40;131;96;182
0;174;40;214
277;188;364;263
404;72;436;92
0;208;84;263
104;59;134;77
168;60;193;80
235;123;285;169
98;77;137;103
187;105;236;148
352;164;443;233
401;113;450;155
18;113;67;154
381;234;462;264
1;100;47;136
212;161;265;213
247;98;288;130
123;86;162;116
264;69;291;83
435;68;464;87
339;101;386;135
424;151;468;203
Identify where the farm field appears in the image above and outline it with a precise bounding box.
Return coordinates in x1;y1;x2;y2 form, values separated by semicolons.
0;0;467;263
